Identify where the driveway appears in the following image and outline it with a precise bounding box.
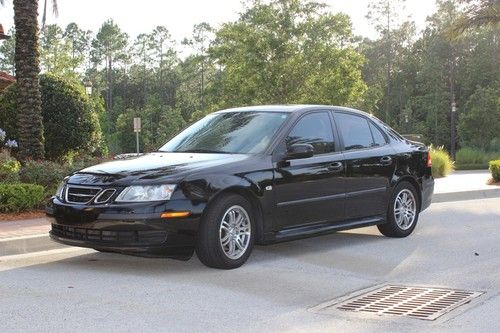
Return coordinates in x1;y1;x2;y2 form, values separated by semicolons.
0;198;499;332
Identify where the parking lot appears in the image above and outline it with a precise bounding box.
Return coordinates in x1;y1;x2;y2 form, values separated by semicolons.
1;197;499;332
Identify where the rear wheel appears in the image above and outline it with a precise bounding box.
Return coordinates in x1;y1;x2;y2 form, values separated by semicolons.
378;181;420;237
196;194;255;269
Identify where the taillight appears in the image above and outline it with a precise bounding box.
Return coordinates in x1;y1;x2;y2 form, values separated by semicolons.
427;152;432;167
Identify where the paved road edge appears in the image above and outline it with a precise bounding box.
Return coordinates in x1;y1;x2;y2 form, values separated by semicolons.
0;234;67;257
432;188;500;203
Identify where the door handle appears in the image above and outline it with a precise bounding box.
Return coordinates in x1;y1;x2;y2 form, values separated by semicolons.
328;162;343;171
380;156;392;165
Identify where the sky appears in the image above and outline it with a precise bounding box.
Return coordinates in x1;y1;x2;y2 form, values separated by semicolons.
1;0;437;55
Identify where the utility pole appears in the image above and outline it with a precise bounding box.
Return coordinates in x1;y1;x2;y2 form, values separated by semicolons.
134;117;141;155
449;49;457;160
451;102;457;160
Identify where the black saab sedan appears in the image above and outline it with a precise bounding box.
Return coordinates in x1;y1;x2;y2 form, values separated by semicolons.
47;105;434;269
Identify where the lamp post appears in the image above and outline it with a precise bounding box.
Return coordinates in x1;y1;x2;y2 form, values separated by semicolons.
451;102;457;160
84;80;93;95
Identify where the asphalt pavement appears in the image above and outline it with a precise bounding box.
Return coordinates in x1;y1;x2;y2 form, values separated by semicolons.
0;197;499;333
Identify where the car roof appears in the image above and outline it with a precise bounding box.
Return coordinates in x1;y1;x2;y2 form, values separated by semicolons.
215;104;373;117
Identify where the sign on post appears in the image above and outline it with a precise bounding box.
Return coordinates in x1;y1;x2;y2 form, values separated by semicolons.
133;117;141;132
133;117;141;155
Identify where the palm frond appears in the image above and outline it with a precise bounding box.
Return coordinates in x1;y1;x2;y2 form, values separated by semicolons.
448;3;500;39
41;0;59;30
51;0;59;17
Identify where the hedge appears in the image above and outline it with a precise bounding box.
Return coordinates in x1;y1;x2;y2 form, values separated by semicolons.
0;184;46;213
490;160;500;182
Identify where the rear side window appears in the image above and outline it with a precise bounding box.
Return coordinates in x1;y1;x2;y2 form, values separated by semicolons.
369;122;387;146
335;113;373;151
286;112;335;154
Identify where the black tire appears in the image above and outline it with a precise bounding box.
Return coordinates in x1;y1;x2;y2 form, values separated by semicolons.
378;181;420;238
196;194;255;269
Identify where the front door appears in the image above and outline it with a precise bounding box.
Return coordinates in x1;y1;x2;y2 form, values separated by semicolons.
273;111;345;229
333;112;396;219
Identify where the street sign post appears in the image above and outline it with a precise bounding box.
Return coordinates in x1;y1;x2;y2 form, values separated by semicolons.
134;117;141;155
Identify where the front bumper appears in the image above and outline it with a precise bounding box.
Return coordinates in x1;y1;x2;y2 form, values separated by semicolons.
46;197;205;259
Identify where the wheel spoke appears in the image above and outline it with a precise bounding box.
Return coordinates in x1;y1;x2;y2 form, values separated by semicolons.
235;238;245;250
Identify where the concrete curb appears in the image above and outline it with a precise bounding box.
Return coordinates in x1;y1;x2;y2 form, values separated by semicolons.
432;188;500;203
0;234;67;257
1;188;499;257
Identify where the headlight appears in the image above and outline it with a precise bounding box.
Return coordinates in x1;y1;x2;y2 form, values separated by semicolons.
115;184;176;202
55;182;65;199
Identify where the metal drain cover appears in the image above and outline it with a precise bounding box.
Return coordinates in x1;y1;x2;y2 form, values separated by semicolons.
317;285;484;321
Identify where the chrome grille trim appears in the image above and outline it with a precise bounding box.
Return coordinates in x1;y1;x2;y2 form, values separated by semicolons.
94;189;116;204
65;185;102;204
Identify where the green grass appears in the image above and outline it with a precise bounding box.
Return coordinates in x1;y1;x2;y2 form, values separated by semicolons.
456;147;500;169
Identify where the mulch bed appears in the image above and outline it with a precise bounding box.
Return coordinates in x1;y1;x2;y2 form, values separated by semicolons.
487;178;500;186
0;210;46;221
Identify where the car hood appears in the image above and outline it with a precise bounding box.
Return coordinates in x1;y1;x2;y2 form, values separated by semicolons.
67;152;249;186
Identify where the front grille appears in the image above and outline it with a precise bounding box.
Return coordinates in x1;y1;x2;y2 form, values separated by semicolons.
94;189;116;203
51;224;167;245
66;185;101;204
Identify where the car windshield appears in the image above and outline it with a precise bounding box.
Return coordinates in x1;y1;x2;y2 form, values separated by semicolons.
159;111;289;154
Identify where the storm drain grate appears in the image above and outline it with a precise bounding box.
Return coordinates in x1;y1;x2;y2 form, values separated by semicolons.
335;285;483;321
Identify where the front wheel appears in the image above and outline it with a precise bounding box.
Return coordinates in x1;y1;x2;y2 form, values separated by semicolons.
378;181;420;237
196;194;255;269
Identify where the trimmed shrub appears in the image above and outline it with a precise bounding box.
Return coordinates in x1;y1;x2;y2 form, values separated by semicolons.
0;184;45;213
0;74;104;160
490;160;500;182
19;160;67;195
430;146;454;178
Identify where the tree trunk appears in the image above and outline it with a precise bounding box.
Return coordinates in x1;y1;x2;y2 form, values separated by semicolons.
13;0;45;160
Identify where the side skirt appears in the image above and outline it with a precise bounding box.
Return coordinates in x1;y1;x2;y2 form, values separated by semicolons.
261;216;385;244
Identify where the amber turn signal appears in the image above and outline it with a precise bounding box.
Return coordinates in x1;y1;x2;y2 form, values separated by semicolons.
160;211;191;219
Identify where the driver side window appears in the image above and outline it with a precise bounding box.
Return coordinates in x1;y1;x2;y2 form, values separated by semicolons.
286;112;335;155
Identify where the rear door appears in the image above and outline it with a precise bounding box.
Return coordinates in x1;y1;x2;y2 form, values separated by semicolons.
333;112;396;219
273;111;345;229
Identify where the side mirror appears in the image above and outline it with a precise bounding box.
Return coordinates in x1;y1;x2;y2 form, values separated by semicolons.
286;143;314;160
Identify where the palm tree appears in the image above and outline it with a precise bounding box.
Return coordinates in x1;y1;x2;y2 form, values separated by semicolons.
12;0;45;159
0;0;59;159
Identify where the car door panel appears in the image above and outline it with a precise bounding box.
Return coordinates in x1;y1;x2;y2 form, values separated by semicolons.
274;153;345;228
343;146;396;219
333;112;396;219
272;111;346;229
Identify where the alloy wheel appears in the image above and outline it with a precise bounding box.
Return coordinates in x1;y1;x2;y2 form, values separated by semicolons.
219;205;251;260
394;189;417;230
